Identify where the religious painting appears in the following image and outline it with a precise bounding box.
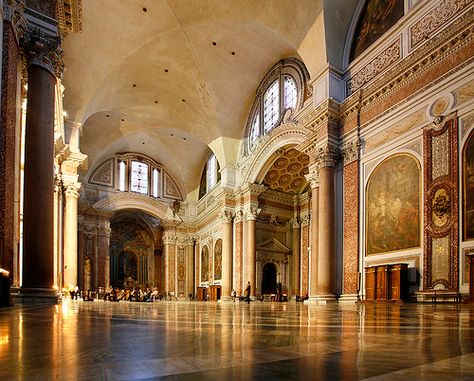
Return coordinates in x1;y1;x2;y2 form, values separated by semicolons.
201;245;209;282
118;252;138;284
464;131;474;240
214;239;222;280
351;0;404;61
366;154;420;255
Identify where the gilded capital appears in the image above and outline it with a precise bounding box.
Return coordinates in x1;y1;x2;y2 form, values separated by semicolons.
24;29;64;78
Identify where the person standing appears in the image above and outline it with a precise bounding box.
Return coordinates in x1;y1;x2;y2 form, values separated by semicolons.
244;281;251;304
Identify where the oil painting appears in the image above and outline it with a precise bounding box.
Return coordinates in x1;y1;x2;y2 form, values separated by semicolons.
465;131;474;240
201;245;209;282
214;239;222;280
351;0;404;60
366;154;420;255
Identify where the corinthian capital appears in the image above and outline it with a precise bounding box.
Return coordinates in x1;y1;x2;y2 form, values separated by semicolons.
245;206;260;221
304;169;319;189
341;139;361;166
220;210;234;223
316;144;340;168
24;29;64;78
64;183;81;198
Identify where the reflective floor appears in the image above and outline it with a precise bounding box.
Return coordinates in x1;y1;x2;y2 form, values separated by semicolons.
1;300;474;380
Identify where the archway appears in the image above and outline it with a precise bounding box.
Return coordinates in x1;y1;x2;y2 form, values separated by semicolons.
262;263;277;294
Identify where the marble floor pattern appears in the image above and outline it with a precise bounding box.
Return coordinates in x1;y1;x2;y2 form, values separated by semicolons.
1;301;474;380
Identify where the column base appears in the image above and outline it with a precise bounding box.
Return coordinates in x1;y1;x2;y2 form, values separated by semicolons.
338;294;360;304
14;288;59;304
304;294;337;305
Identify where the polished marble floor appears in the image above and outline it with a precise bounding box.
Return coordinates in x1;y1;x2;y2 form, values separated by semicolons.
1;300;474;380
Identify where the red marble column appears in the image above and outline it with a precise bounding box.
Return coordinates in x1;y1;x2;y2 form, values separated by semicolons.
21;60;56;295
0;22;20;282
245;211;257;298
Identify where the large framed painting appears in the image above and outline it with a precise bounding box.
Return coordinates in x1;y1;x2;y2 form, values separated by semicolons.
366;154;420;255
351;0;404;61
214;239;222;280
464;131;474;240
201;245;209;282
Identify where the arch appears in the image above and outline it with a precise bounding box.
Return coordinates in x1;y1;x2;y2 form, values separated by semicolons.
365;153;421;255
463;129;474;240
93;193;176;221
241;123;308;184
261;262;278;295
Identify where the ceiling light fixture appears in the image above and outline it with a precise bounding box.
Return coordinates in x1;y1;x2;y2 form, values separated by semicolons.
165;69;168;73
142;7;147;12
212;42;217;46
231;51;236;55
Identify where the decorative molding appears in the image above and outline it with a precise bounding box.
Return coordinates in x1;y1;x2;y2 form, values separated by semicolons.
3;0;27;42
163;170;182;200
55;0;83;34
346;38;402;95
89;158;114;187
409;0;472;50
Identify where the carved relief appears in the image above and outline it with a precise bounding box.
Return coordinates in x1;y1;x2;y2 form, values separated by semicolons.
89;158;114;187
364;110;426;152
432;188;451;228
432;129;450;180
410;0;472;50
347;39;401;95
163;171;182;200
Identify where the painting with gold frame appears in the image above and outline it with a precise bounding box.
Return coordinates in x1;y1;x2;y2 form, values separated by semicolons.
464;131;474;240
201;245;209;282
214;239;222;280
366;153;420;255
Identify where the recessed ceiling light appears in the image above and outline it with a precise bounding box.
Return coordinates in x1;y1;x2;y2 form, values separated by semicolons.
106;114;110;118
182;99;185;102
164;69;168;73
142;7;147;12
212;42;217;46
170;133;174;136
154;100;158;104
133;84;136;87
142;142;145;144
231;51;236;55
183;137;186;140
121;118;125;122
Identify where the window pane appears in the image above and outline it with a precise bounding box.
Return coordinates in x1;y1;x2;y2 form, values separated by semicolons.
152;168;159;197
119;161;126;191
283;75;297;110
250;113;260;148
130;160;148;194
263;80;279;132
207;155;217;190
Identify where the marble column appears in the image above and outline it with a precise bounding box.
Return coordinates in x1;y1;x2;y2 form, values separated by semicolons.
306;168;319;303
220;211;233;301
291;218;301;298
97;217;111;290
63;183;80;288
21;32;62;300
316;148;338;302
234;210;244;295
245;208;258;298
0;1;24;284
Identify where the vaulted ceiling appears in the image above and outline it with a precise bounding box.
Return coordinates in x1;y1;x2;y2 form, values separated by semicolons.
62;0;357;200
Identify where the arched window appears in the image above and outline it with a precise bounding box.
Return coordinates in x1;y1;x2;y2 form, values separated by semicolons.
246;58;309;152
116;155;160;197
199;153;221;199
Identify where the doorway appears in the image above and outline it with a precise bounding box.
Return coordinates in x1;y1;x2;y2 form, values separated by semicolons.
262;263;277;294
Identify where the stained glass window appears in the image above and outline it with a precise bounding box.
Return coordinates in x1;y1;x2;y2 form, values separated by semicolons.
130;160;148;194
250;113;260;147
283;75;297;110
263;80;280;132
